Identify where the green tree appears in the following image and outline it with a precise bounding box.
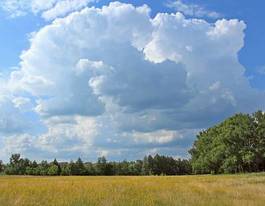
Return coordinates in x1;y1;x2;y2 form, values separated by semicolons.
5;154;31;175
96;156;108;175
0;160;3;173
38;161;49;176
253;111;265;171
61;164;71;176
52;159;61;175
141;156;151;175
47;165;59;176
190;112;265;174
75;158;86;175
85;162;95;175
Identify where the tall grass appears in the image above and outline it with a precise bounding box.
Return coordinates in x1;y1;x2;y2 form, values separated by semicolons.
0;173;264;206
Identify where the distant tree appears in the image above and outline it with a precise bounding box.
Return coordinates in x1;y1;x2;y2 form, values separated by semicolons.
85;162;95;175
119;161;130;175
105;163;114;175
5;154;30;175
47;165;59;176
75;158;86;175
61;164;71;176
38;161;49;176
69;161;77;175
3;154;192;176
177;159;192;175
52;159;61;175
96;156;108;175
0;160;3;173
6;154;21;175
141;156;150;175
25;166;35;175
133;160;143;175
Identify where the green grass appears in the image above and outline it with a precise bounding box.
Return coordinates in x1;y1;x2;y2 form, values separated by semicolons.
0;173;264;206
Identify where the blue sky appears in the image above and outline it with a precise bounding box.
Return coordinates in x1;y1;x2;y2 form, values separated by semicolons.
0;0;264;161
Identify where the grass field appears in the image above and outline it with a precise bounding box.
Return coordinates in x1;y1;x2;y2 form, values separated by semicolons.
0;173;264;206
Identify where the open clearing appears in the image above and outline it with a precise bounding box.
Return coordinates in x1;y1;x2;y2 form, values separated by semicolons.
0;173;264;206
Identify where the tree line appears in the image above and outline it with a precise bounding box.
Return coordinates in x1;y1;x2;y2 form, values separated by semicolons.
0;154;192;176
1;111;265;176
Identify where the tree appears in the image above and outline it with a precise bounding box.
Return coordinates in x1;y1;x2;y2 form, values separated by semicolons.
141;156;150;175
75;158;86;175
38;161;49;176
47;165;59;176
133;160;143;175
253;111;265;171
52;159;61;175
85;162;95;175
69;161;76;175
190;112;265;174
96;156;108;175
5;154;30;175
7;154;21;175
0;160;3;173
61;164;71;176
3;154;193;176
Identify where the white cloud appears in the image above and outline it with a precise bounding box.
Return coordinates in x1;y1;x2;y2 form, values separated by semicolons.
0;0;95;20
12;97;33;111
0;77;39;136
1;2;265;161
166;0;221;19
37;115;97;154
132;130;182;144
42;0;96;20
2;134;35;156
0;96;31;135
0;115;98;161
9;2;152;118
0;0;57;17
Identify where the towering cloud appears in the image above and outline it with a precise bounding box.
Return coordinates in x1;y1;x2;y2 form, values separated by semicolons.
1;2;264;161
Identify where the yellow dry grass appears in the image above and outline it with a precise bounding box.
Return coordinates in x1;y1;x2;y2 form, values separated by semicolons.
0;173;264;206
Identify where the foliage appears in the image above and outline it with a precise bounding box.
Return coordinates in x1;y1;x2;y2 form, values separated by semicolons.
1;154;191;176
190;111;265;174
0;160;3;174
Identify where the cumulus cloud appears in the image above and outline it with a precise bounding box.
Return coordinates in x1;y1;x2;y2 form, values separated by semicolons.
0;0;57;17
9;2;152;118
132;130;182;144
0;96;32;135
1;2;265;161
0;0;95;20
166;0;221;19
0;115;99;161
12;97;33;111
0;77;40;136
42;0;96;20
37;115;98;155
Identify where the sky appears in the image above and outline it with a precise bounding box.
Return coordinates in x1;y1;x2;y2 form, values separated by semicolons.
0;0;264;162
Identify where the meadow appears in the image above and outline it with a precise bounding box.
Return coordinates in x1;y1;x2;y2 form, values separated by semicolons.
0;173;264;206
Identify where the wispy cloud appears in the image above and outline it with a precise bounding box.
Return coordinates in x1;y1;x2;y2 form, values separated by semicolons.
166;0;221;19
